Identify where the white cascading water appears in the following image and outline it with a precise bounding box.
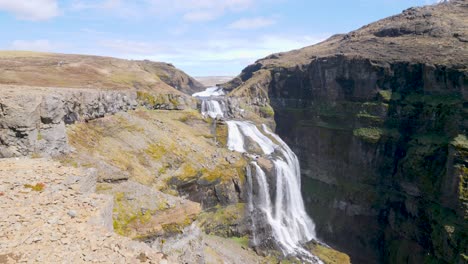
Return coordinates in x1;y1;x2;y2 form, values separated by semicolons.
192;86;225;97
200;100;226;119
193;86;227;119
227;121;322;263
193;87;321;263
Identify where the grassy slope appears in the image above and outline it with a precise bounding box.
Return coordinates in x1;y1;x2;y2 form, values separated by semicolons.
0;51;204;95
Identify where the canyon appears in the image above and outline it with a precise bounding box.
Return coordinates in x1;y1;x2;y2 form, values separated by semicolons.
0;1;467;263
225;1;467;263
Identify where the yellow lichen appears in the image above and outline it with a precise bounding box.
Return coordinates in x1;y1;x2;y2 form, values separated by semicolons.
24;183;46;192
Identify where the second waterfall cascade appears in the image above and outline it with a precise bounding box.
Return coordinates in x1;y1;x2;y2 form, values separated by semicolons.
194;87;322;263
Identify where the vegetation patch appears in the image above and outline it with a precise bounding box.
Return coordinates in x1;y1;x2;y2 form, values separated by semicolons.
177;110;202;123
57;155;79;168
353;127;384;143
110;73;140;85
309;243;351;264
230;236;249;247
215;122;228;146
137;91;166;106
356;113;384;126
197;203;245;237
145;143;168;161
161;217;193;236
176;164;200;181
112;192;153;237
24;183;46;192
378;90;392;102
259;105;275;118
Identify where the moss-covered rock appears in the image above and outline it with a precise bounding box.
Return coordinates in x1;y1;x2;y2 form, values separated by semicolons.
197;203;247;237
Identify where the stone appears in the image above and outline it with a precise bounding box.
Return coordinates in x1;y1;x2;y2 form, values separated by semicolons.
67;210;77;218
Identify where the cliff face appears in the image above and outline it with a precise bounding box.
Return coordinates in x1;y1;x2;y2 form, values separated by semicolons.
226;1;467;263
0;52;202;158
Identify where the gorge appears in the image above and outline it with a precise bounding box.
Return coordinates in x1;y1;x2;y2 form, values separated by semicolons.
0;1;467;263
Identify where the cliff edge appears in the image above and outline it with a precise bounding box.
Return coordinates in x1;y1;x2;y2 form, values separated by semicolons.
226;1;467;263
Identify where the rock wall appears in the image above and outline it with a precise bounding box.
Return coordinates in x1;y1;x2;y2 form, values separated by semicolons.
232;56;467;263
0;86;196;158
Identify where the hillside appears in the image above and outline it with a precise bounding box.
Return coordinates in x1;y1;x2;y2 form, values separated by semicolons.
0;51;204;95
225;1;467;263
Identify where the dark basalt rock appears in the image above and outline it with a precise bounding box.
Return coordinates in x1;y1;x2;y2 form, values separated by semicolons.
225;1;467;263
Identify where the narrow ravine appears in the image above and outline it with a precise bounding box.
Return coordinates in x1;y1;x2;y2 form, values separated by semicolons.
194;87;322;263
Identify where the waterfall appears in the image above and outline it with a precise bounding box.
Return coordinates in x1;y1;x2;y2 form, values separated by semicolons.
193;87;321;263
226;121;321;263
192;86;225;97
201;100;226;119
193;86;227;119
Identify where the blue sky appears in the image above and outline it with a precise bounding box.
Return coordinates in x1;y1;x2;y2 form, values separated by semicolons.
0;0;441;76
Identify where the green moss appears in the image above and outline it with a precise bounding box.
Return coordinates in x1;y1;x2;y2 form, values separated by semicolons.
458;166;468;205
30;153;42;159
112;192;154;237
259;105;275;118
137;91;166;106
378;90;392;102
230;236;249;247
37;132;43;141
177;110;202;123
200;158;247;184
311;244;351;264
169;97;180;107
96;183;112;192
216;122;228;146
161;217;193;235
353;127;384;143
145;143;168;160
197;204;245;237
177;164;199;181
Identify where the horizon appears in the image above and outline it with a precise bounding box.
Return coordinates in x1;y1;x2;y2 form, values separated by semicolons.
0;0;442;76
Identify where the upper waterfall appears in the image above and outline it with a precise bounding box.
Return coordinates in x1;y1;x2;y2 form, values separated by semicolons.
193;86;227;119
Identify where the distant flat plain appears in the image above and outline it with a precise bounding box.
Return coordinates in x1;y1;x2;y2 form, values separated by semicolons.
194;76;234;88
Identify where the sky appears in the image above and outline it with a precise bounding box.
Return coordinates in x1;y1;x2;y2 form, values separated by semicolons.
0;0;443;76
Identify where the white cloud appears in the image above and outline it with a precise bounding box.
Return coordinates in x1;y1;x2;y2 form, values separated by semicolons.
0;0;59;21
70;0;257;22
96;34;328;75
228;17;276;30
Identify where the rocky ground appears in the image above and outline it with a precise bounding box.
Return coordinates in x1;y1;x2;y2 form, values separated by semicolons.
0;158;289;264
0;158;164;263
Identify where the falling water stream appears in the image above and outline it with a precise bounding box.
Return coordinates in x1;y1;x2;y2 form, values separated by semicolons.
193;87;322;263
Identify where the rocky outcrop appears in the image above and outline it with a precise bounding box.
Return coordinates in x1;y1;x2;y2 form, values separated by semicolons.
0;86;138;158
0;85;198;158
226;1;467;263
